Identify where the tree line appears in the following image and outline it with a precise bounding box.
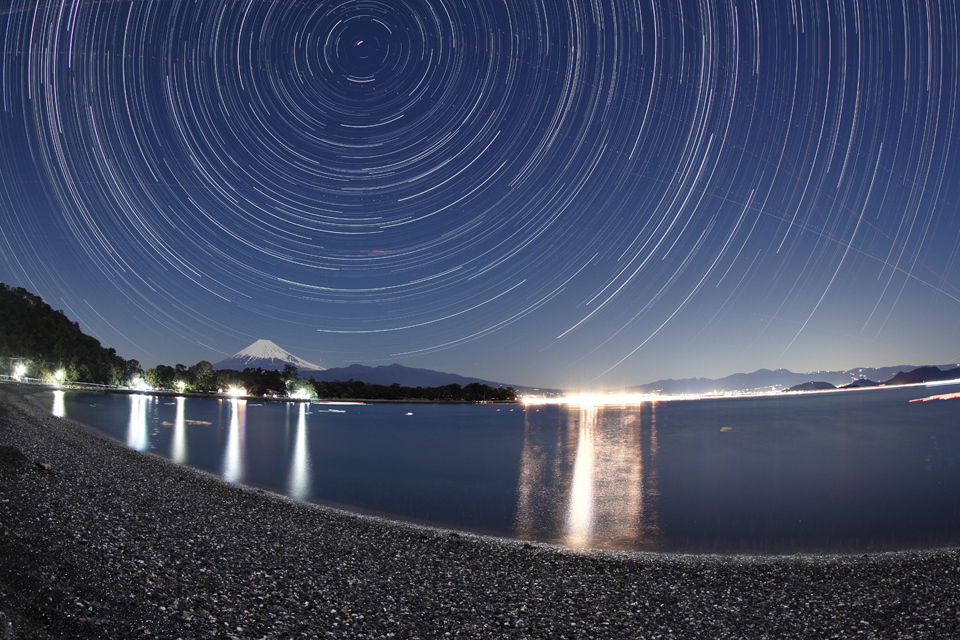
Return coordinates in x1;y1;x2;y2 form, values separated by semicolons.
134;362;517;402
144;363;516;402
1;283;517;402
142;362;316;398
314;379;516;402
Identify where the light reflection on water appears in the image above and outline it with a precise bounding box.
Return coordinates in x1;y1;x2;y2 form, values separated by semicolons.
222;399;247;484
171;397;187;464
287;403;311;501
515;403;663;550
565;406;596;547
30;384;960;553
126;394;150;452
52;390;65;417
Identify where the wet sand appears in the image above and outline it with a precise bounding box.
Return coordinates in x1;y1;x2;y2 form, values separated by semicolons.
1;382;958;638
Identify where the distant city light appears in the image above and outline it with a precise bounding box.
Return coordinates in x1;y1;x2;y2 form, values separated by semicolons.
521;389;780;406
522;393;663;406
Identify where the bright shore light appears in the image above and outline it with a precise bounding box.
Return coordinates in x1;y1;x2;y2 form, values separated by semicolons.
227;386;246;398
54;369;65;382
176;380;186;393
522;392;664;406
12;364;27;381
131;378;153;392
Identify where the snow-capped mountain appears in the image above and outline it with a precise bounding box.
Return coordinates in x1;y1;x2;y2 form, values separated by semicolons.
213;339;324;373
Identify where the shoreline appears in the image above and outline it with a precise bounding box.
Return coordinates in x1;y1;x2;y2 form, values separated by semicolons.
3;379;516;404
1;383;959;638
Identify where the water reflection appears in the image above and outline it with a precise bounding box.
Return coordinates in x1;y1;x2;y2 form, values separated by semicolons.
32;386;960;552
222;399;247;483
51;390;65;418
566;406;597;546
126;394;150;451
171;397;187;464
286;403;312;501
515;404;662;550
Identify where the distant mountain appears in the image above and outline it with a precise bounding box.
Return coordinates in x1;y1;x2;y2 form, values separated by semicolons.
787;381;837;392
213;340;324;374
213;347;544;393
630;364;960;395
884;366;960;386
841;379;879;389
629;368;841;395
309;363;520;390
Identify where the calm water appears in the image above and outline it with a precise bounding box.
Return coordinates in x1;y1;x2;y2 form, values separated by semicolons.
32;384;960;554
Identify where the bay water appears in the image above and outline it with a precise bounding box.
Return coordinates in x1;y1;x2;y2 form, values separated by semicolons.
32;383;960;553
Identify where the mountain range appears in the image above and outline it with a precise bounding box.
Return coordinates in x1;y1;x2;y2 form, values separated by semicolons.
628;364;960;395
213;340;528;390
310;363;521;390
215;340;959;396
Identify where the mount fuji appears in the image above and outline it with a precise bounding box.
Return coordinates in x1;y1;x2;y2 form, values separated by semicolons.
213;339;325;374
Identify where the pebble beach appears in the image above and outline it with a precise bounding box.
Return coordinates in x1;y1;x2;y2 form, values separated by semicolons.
1;382;958;639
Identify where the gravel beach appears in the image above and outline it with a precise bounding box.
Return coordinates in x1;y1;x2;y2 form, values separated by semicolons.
1;383;958;639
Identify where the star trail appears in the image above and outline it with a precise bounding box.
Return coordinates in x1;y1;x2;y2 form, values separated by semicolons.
1;0;958;388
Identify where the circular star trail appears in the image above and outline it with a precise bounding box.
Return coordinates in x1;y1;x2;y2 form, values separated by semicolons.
1;0;958;386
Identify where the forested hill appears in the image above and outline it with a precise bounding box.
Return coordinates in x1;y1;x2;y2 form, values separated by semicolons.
0;283;140;385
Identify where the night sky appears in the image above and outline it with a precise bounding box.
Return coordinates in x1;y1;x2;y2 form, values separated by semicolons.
1;0;958;390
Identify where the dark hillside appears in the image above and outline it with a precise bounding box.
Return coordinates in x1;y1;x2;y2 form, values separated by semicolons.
0;283;139;385
786;381;836;392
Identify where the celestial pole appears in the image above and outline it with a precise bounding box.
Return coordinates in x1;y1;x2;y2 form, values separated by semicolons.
1;0;958;387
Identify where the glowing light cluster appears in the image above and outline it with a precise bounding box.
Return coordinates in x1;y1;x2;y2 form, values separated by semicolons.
524;393;662;407
131;379;153;392
289;388;313;401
